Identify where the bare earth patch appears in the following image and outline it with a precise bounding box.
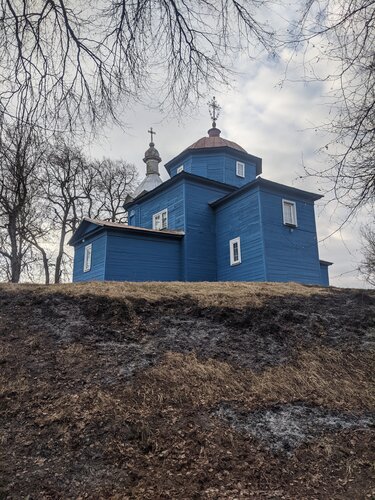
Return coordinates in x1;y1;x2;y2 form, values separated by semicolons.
214;402;374;453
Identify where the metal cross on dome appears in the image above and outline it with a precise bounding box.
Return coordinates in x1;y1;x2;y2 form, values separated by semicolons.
148;127;156;143
208;96;221;128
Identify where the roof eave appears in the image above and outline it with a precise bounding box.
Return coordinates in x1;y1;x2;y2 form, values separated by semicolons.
124;171;235;210
69;218;185;245
210;177;323;208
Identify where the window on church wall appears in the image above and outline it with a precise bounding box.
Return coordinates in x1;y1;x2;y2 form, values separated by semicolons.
236;161;245;178
153;209;168;230
83;243;92;272
282;199;297;227
230;237;241;266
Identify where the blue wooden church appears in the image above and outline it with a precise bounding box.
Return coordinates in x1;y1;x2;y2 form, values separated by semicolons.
69;99;332;285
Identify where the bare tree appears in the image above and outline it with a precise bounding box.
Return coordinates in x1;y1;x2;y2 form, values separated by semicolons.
42;140;90;283
294;0;375;214
87;159;138;222
0;121;47;282
359;224;375;286
0;0;275;133
41;140;138;283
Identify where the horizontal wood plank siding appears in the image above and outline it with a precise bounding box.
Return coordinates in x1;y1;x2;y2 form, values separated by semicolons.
215;189;265;281
183;181;230;281
260;189;322;284
105;232;182;281
319;263;330;286
72;233;107;282
168;155;193;176
169;152;257;187
129;182;184;231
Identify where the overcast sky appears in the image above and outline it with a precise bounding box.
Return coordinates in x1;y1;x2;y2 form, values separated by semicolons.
87;44;371;289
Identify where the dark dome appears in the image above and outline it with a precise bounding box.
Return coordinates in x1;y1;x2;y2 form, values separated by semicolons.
185;127;247;153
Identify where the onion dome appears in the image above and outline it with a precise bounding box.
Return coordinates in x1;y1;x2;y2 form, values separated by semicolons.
131;128;163;199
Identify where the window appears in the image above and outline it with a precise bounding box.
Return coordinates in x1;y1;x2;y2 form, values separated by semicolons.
236;161;245;178
282;199;297;227
177;165;184;173
83;243;92;272
230;237;241;266
153;209;168;230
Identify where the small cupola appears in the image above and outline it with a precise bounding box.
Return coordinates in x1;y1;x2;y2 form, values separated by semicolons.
129;127;163;200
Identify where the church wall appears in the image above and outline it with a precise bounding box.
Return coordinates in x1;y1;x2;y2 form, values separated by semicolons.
104;231;182;281
72;233;107;282
168;152;257;188
183;181;231;281
319;262;330;286
215;188;266;281
259;188;322;284
222;153;258;187
129;182;185;231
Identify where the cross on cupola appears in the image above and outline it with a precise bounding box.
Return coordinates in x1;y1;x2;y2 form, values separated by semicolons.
208;96;221;128
148;127;156;144
207;96;222;137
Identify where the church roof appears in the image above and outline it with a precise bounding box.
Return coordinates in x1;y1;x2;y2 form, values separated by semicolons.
185;134;247;153
131;173;163;199
209;177;323;208
123;171;235;210
68;217;185;245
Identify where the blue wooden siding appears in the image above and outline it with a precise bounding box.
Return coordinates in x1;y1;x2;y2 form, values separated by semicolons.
259;189;322;284
215;189;266;281
72;233;107;282
183;181;231;281
128;181;185;230
319;262;330;286
105;231;182;281
168;152;257;187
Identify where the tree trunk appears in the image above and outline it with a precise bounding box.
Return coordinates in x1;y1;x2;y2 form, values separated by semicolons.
55;218;68;284
8;214;22;283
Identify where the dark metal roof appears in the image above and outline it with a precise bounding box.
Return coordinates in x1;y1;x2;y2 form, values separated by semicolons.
123;171;235;210
210;177;323;208
68;218;184;245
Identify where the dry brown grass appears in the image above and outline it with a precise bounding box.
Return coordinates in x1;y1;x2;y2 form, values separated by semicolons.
0;280;336;308
134;348;375;414
1;281;374;498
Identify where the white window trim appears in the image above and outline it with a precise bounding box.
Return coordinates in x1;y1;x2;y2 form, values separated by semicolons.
152;208;168;230
229;237;242;266
83;243;92;273
176;165;184;173
236;161;245;178
282;199;298;227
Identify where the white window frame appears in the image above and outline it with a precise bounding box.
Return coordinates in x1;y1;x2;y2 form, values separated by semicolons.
176;165;184;173
83;243;92;273
152;208;168;230
282;199;298;227
229;237;242;266
236;161;245;178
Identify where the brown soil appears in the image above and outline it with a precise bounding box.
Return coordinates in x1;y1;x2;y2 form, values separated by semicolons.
0;282;374;499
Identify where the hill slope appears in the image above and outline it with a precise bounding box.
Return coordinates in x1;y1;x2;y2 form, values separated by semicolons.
1;282;374;498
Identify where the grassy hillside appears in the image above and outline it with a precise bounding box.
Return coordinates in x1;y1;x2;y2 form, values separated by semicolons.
1;282;374;498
